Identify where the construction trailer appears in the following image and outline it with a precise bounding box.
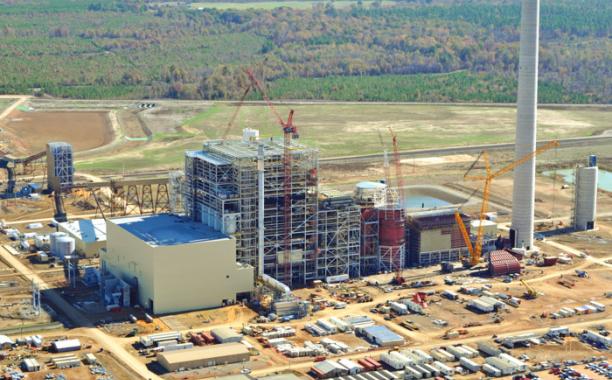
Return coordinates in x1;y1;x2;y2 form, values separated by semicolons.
184;135;319;287
406;209;471;267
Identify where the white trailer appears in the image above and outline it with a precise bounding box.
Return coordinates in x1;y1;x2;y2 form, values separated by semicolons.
404;366;422;380
431;349;454;362
422;363;440;377
482;363;502;377
412;364;431;378
411;349;433;363
330;317;351;332
380;353;404;370
432;361;454;376
317;319;338;334
459;357;481;372
390;302;408;315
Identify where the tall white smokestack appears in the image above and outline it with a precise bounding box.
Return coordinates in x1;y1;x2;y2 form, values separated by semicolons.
511;0;540;249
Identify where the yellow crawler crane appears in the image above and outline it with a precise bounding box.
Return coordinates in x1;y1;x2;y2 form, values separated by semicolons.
456;140;560;266
520;279;538;299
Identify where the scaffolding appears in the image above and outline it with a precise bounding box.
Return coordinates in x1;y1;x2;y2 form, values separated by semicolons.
46;142;73;192
359;208;380;275
184;137;319;287
317;197;361;279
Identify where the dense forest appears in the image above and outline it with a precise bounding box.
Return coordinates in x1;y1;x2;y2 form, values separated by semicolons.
0;0;609;103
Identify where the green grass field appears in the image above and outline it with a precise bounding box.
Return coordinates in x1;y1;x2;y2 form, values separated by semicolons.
74;102;612;173
189;0;389;10
0;98;16;114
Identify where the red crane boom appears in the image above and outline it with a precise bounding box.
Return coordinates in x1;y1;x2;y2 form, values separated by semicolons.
243;69;298;285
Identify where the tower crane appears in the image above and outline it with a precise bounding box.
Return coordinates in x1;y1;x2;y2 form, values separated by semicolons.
377;130;395;206
388;128;406;284
388;128;405;206
239;69;298;285
456;140;560;266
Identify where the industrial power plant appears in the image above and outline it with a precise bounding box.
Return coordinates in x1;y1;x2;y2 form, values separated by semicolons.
0;1;609;380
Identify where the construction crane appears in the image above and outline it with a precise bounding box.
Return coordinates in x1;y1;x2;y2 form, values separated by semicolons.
242;69;298;285
220;74;254;141
388;128;405;206
388;128;406;284
456;140;560;266
376;130;398;208
520;279;538;299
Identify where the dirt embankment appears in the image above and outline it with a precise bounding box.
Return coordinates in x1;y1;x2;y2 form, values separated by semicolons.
1;110;113;156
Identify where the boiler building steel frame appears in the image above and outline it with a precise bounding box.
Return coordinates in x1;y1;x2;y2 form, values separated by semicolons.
184;138;320;287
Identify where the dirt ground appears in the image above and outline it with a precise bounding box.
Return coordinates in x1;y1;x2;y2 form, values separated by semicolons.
1;110;113;155
3;335;143;380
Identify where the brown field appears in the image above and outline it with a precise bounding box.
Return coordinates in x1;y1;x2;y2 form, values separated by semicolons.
1;110;113;156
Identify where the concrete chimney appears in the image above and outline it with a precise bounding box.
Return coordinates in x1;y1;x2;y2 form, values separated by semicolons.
511;0;540;249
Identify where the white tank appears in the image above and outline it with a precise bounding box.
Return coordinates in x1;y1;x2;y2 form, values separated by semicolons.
35;235;50;250
242;128;259;143
354;181;387;207
574;165;598;230
49;232;67;255
55;236;75;259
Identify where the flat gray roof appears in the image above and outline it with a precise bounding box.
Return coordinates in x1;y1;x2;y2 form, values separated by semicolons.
60;219;106;243
111;214;228;247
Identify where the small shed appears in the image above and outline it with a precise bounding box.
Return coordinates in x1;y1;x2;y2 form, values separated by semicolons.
51;339;81;353
84;353;97;364
359;325;404;347
0;335;14;349
22;358;41;372
211;327;242;343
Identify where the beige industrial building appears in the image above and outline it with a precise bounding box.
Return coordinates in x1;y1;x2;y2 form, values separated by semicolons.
58;219;106;257
157;343;250;371
101;213;254;314
406;209;471;266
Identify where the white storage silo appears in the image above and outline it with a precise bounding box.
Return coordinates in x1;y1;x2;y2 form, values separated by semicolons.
49;232;67;255
35;235;50;250
354;181;387;207
574;165;598;231
55;236;75;259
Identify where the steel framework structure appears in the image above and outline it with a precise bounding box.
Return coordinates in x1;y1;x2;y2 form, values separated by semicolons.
317;199;361;279
184;138;319;287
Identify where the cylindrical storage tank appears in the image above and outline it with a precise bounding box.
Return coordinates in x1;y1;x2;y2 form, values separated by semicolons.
49;232;67;255
574;165;598;231
378;207;405;246
55;236;75;259
354;181;387;207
